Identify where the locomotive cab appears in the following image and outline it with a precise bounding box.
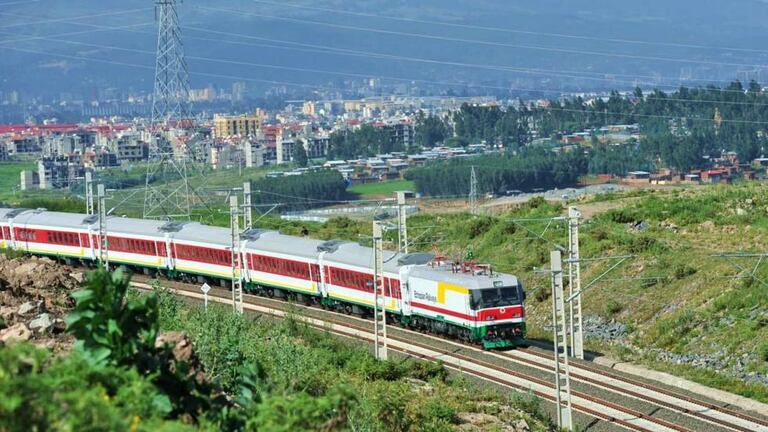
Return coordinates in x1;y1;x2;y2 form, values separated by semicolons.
470;281;526;349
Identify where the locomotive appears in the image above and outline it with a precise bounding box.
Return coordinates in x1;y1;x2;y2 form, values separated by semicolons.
0;207;526;349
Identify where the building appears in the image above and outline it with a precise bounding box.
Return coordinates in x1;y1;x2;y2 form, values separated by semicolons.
7;136;42;155
19;170;39;190
302;101;316;116
213;112;263;139
243;138;265;168
232;82;247;102
208;144;243;170
38;156;84;189
623;171;651;185
276;138;295;164
700;169;729;184
113;134;149;162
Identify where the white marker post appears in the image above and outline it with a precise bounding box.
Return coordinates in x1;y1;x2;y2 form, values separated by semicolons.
200;282;211;312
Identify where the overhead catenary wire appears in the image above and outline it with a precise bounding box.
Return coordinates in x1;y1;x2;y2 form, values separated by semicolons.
197;5;768;70
183;25;768;93
0;8;743;91
4;27;767;109
0;8;153;31
252;0;768;56
1;10;762;99
0;0;42;6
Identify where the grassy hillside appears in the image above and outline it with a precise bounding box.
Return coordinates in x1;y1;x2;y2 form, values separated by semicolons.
4;165;768;402
259;184;768;402
392;185;768;402
0;268;552;431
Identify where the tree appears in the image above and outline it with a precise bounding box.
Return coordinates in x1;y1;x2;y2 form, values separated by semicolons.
415;112;448;148
293;141;308;167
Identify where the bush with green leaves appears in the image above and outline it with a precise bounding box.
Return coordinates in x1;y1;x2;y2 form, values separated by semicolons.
0;343;191;432
66;268;160;366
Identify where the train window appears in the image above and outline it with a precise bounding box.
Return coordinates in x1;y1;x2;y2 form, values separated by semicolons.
17;229;36;241
470;286;521;309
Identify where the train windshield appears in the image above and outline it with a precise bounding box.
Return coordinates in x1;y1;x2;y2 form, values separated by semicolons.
470;285;522;309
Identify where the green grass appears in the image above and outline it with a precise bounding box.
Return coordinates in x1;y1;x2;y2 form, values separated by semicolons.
152;287;554;431
348;179;415;197
0;162;35;201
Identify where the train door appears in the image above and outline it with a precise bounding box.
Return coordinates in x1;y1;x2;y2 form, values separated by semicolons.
317;251;328;297
398;266;413;316
87;227;98;260
163;233;174;269
8;220;16;250
239;240;250;283
0;225;9;248
79;232;91;257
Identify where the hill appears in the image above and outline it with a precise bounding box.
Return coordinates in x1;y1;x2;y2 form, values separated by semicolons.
4;1;768;96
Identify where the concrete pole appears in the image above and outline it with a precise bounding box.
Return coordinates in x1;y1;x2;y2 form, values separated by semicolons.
372;221;388;360
551;250;573;430
396;191;408;254
97;184;108;271
230;196;243;314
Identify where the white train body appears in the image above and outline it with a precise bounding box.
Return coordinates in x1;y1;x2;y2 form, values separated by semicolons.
0;208;526;348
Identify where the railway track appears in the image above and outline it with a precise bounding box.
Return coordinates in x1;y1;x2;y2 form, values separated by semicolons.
130;275;768;432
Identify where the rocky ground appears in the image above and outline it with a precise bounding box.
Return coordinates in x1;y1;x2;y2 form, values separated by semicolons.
0;255;83;352
582;314;768;387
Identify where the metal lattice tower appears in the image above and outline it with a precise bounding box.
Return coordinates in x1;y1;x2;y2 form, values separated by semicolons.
372;221;388;360
550;250;573;430
230;196;244;314
85;171;94;216
143;0;199;220
567;207;584;360
97;184;109;271
396;191;408;254
151;0;190;125
469;166;478;215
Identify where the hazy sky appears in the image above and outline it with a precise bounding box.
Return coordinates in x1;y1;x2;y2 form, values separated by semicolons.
2;0;767;96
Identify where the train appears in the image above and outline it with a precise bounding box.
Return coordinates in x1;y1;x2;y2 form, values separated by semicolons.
0;207;526;349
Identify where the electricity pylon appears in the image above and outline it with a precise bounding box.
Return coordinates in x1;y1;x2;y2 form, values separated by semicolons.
143;0;200;219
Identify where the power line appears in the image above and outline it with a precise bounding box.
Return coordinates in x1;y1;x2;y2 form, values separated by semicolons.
0;8;734;89
0;8;152;31
1;8;762;98
197;5;768;69
252;0;768;56
9;28;766;106
0;22;155;47
5;39;768;123
0;9;756;97
0;0;42;6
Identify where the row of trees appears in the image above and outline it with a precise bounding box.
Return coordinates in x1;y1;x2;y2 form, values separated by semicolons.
327;125;401;159
250;170;349;211
415;81;768;171
405;148;588;197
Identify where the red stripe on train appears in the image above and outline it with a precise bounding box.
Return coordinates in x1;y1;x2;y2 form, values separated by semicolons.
476;305;525;322
411;302;525;323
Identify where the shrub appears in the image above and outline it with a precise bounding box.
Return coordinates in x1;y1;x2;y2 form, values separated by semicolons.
421;397;457;424
673;264;697;280
66;267;159;366
605;209;637;224
0;344;184;432
604;300;623;317
468;217;495;238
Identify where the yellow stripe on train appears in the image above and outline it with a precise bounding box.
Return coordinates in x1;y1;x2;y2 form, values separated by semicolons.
436;282;469;304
